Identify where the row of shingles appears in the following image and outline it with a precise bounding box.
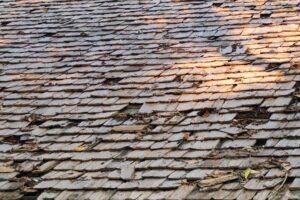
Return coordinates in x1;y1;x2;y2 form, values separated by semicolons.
0;0;115;198
29;0;300;198
27;0;197;198
0;0;123;144
122;0;300;199
25;56;296;197
3;63;292;120
177;41;298;200
0;0;141;156
180;0;300;198
140;0;298;151
19;0;180;198
35;0;300;199
0;0;258;177
92;1;262;198
0;0;39;196
0;0;102;155
0;0;298;198
0;0;134;198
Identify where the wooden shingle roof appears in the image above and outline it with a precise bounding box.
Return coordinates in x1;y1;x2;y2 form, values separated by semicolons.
0;0;300;199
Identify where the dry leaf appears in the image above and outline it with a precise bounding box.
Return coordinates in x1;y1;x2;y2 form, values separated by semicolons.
183;132;190;140
244;168;251;180
74;145;85;152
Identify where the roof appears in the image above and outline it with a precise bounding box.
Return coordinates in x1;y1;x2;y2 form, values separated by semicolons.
0;0;300;199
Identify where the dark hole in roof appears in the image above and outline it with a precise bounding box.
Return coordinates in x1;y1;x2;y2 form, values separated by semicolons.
252;107;271;119
103;77;122;85
68;119;82;126
1;21;10;26
174;75;185;82
16;169;44;198
122;104;142;114
288;86;300;111
265;63;284;72
115;103;142;120
231;44;238;52
197;108;216;117
286;177;296;184
233;107;270;127
44;32;56;37
24;114;47;126
260;12;272;18
246;5;256;10
20;191;41;200
212;2;222;7
254;139;267;147
80;32;88;37
1;135;22;145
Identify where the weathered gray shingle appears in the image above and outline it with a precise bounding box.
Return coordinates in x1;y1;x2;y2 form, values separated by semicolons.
0;0;299;199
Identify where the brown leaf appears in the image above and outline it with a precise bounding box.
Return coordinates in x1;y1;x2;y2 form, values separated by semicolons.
74;145;85;152
183;132;190;140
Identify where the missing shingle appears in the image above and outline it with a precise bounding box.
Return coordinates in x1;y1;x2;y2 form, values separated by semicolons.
212;2;222;7
254;139;267;147
1;21;10;26
21;190;42;200
44;32;56;37
233;107;270;127
260;13;272;18
80;32;88;37
197;108;216;117
260;10;272;19
24;114;46;126
246;5;256;10
15;169;41;198
253;107;270;119
1;135;22;145
159;43;170;50
18;31;26;35
174;75;184;82
122;104;142;115
114;103;143;121
285;177;295;184
68;119;82;126
103;77;122;85
266;63;283;72
288;86;300;111
231;44;238;52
